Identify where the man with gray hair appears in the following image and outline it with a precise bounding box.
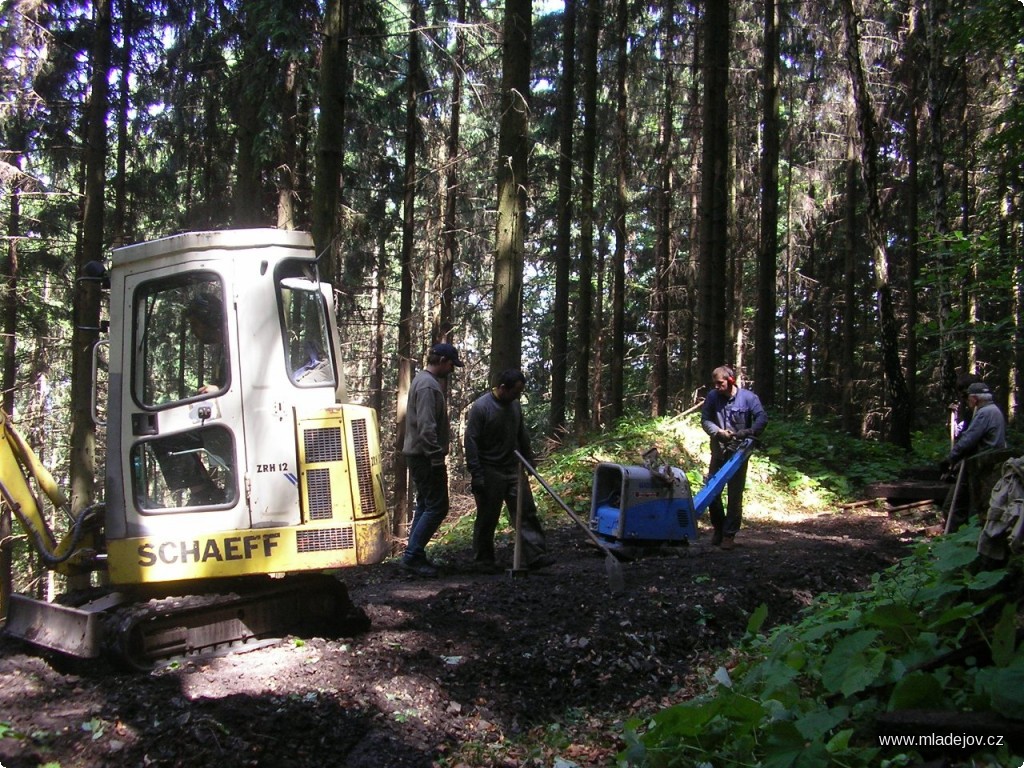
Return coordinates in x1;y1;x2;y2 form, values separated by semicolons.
941;382;1007;530
943;383;1006;468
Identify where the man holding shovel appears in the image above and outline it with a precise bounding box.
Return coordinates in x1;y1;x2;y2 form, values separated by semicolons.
465;369;553;573
940;382;1007;531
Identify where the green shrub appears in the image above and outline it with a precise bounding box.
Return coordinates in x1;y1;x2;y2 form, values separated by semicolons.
620;524;1024;767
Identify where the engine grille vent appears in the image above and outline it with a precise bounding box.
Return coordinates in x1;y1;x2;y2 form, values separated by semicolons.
296;526;355;553
350;418;376;515
303;426;343;464
306;467;333;520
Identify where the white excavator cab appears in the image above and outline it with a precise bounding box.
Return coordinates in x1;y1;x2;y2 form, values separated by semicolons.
101;229;388;584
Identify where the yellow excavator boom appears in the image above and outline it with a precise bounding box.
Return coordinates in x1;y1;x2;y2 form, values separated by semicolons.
0;410;100;577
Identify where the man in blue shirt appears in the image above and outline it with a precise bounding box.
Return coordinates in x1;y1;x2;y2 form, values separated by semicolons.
701;366;768;550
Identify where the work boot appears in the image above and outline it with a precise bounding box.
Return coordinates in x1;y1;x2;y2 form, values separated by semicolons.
710;529;723;546
526;554;556;571
399;555;439;577
721;536;735;551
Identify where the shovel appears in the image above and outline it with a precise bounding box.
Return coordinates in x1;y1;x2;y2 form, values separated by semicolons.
944;460;966;534
514;451;626;595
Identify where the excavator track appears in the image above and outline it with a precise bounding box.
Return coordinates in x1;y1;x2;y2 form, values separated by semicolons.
104;574;370;670
5;574;370;671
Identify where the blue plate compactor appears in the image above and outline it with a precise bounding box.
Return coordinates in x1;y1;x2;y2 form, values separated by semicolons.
589;438;757;555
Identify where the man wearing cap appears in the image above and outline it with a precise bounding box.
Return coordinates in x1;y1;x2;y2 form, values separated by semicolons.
941;382;1007;530
400;342;463;576
464;368;553;572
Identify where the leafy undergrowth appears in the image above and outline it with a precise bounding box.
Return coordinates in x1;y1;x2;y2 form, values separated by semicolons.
534;411;926;525
620;524;1024;768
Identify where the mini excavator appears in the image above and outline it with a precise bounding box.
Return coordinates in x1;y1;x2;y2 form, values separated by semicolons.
1;229;389;668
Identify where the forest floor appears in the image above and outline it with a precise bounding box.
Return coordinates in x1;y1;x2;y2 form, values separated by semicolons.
0;493;927;768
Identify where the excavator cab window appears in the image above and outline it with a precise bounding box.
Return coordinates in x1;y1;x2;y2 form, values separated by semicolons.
277;264;336;388
135;275;228;407
130;425;236;510
130;274;237;510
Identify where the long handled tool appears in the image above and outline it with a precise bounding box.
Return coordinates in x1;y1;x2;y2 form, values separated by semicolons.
515;451;625;595
944;460;966;534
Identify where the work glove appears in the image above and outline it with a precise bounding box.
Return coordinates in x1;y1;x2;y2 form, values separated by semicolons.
714;430;733;443
734;429;752;439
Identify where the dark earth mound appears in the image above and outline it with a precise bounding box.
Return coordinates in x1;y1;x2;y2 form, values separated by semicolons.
0;503;917;768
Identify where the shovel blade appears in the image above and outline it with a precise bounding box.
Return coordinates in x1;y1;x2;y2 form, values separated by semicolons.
605;554;626;595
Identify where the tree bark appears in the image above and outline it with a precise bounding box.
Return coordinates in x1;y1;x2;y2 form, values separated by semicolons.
650;0;676;417
395;0;425;540
574;0;600;435
696;0;730;376
490;0;532;380
609;0;627;421
71;0;112;524
840;0;912;450
312;0;349;273
549;0;576;437
753;0;779;405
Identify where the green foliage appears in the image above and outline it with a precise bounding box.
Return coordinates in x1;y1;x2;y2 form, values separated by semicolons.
528;412;927;523
0;721;25;740
619;525;1024;767
762;419;912;500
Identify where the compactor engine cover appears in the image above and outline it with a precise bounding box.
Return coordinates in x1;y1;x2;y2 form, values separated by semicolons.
591;463;696;546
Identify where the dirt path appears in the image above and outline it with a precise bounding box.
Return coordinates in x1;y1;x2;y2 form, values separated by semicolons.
0;505;917;768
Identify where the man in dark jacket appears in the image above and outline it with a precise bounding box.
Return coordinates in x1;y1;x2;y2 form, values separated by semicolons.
464;369;552;572
701;366;768;550
400;342;463;576
941;381;1007;530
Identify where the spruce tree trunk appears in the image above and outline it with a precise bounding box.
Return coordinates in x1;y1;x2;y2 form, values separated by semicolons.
70;0;111;524
927;0;956;405
436;0;465;343
312;0;349;272
650;0;675;418
841;0;912;450
574;0;600;435
754;0;779;406
490;0;532;380
841;130;858;435
277;58;299;231
1;139;22;617
395;0;424;541
549;0;575;436
111;0;132;246
905;25;922;423
696;0;729;377
609;0;628;421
